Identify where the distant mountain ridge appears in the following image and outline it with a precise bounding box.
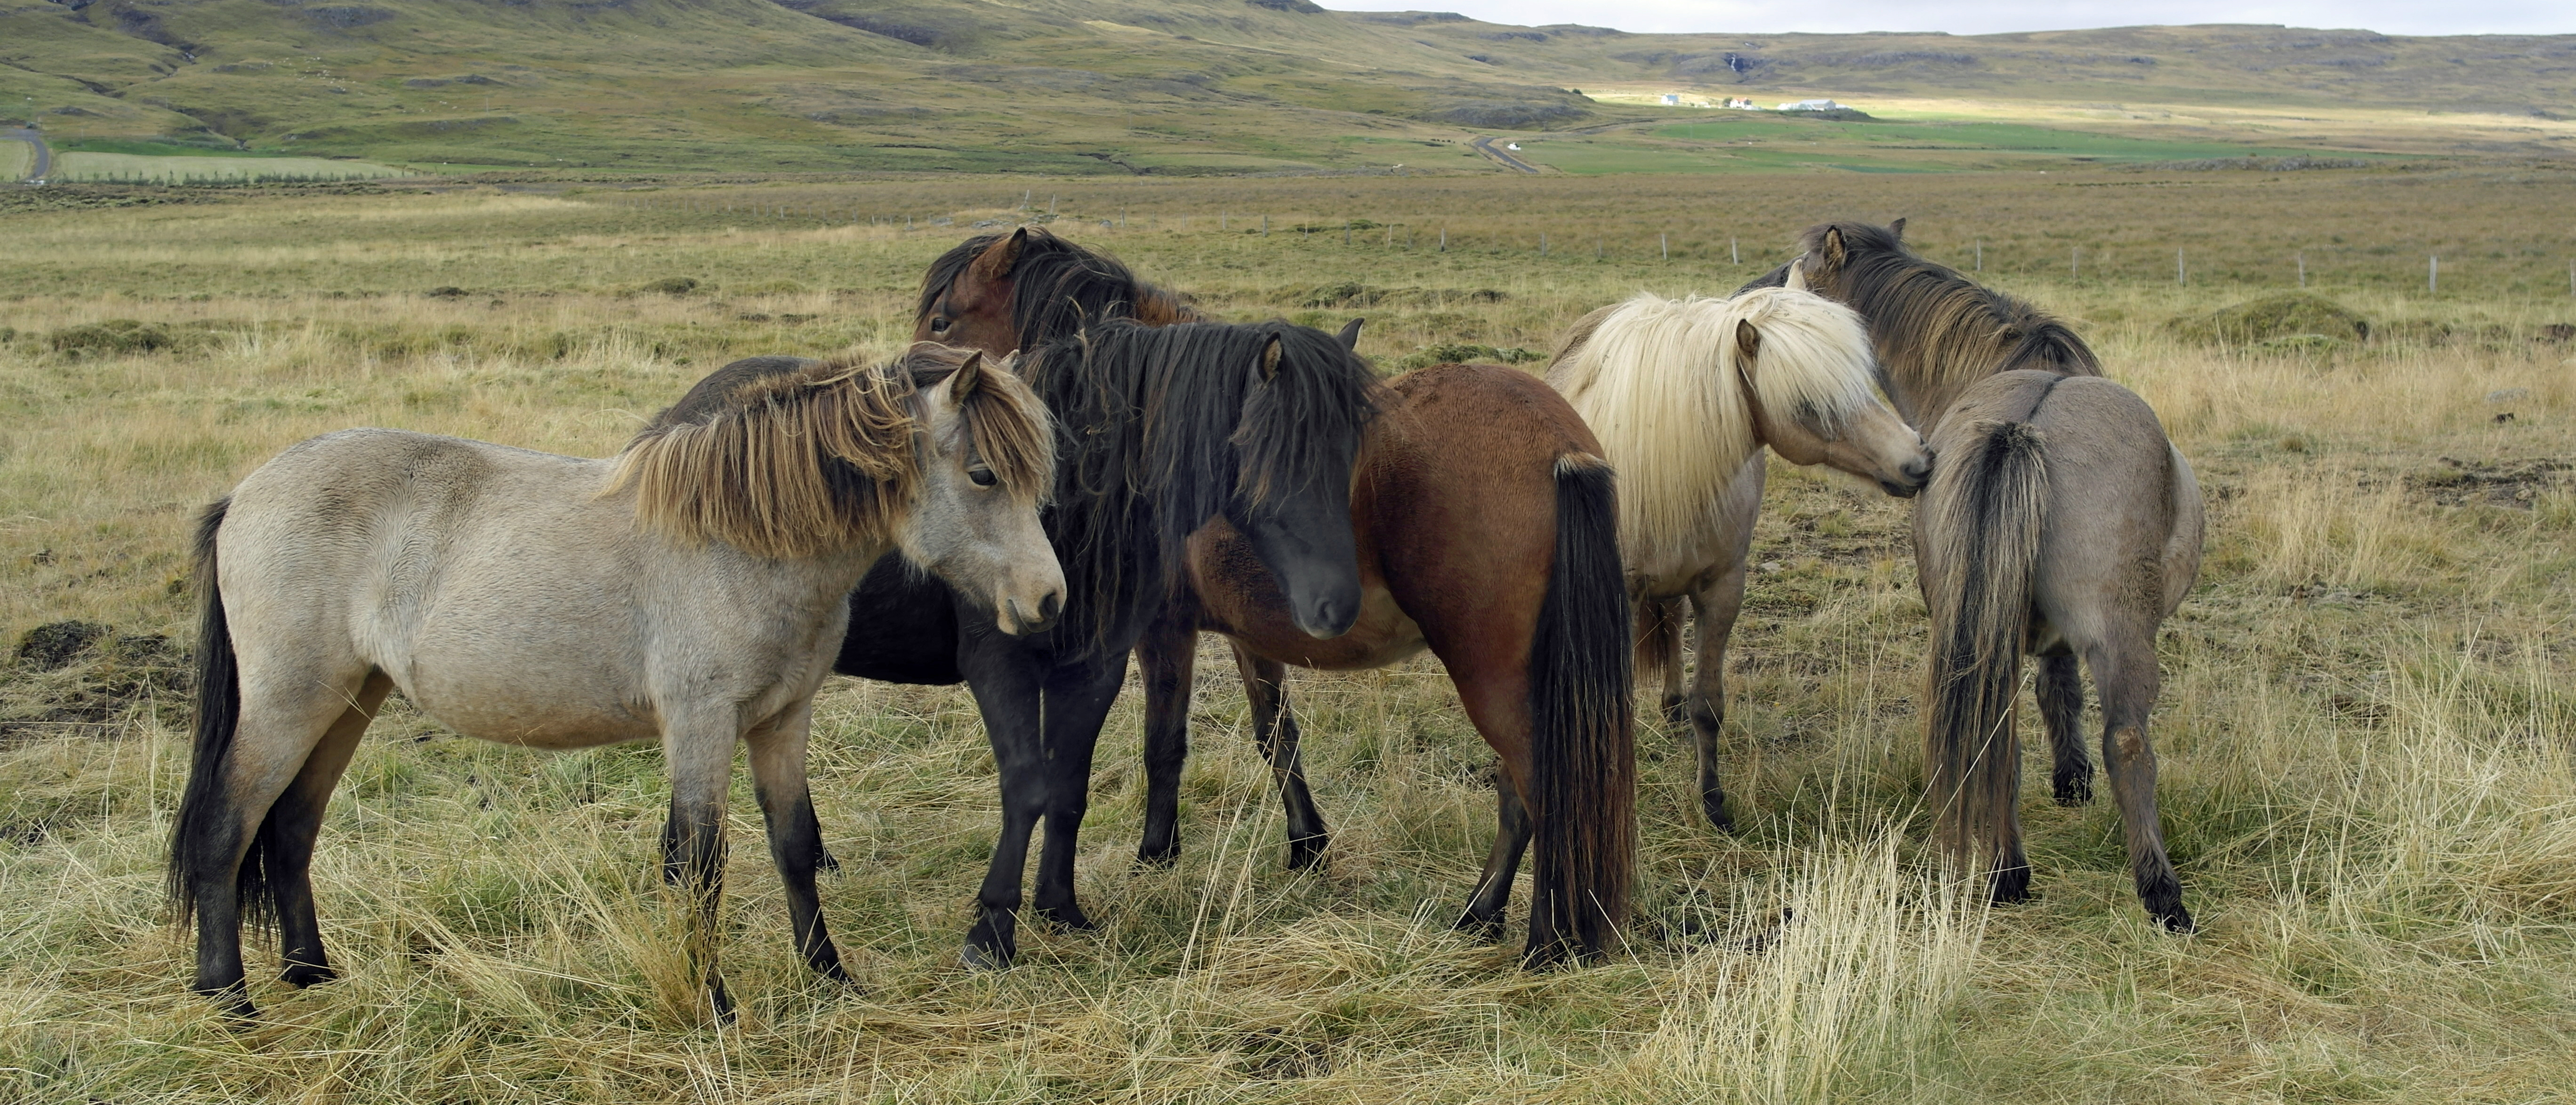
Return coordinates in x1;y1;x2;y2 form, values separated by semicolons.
4;0;2569;173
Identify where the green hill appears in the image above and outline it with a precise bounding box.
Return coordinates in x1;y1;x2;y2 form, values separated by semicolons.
4;0;2571;174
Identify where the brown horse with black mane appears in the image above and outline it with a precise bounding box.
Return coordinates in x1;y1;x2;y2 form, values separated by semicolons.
1741;219;2203;932
920;228;1635;965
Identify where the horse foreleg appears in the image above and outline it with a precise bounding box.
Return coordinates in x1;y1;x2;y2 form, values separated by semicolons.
958;641;1047;969
1686;563;1750;832
1456;781;1531;940
1135;610;1198;868
746;702;850;985
1030;655;1127;933
1235;648;1329;871
2038;649;2092;806
2088;632;2193;933
660;718;735;1021
274;672;392;989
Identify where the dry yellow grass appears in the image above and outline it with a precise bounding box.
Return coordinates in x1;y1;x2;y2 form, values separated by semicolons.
1;170;2572;1101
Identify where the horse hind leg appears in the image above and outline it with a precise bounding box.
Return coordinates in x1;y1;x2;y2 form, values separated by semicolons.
1236;649;1330;871
2038;649;2092;806
176;668;373;1015
1456;781;1531;940
2087;630;2193;932
273;671;394;989
1637;596;1686;726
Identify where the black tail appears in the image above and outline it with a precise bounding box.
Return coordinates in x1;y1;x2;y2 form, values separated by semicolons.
1922;421;2048;902
169;498;269;929
1634;595;1681;693
1524;454;1636;964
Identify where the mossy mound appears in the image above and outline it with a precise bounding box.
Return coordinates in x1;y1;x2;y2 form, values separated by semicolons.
47;319;176;355
2169;293;2370;345
1393;343;1543;372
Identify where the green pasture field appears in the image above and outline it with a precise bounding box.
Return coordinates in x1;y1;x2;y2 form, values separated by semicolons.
1511;115;2383;176
2;167;2573;1102
49;152;413;184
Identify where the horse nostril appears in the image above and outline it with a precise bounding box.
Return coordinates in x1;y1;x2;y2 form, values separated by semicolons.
1904;457;1932;484
1039;593;1062;623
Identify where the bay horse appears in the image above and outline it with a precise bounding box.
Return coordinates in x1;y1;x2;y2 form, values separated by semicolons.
1741;220;2203;931
923;228;1638;965
170;345;1063;1019
783;241;1385;969
1544;264;1931;833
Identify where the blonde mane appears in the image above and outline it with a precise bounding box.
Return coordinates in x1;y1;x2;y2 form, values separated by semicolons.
607;344;1054;561
1546;287;1881;556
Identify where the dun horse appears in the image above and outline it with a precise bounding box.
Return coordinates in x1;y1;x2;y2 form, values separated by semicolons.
926;229;1639;964
780;236;1385;969
1744;220;2203;931
169;345;1063;1018
1545;266;1930;832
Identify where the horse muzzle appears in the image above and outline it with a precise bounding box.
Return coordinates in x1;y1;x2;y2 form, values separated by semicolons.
998;590;1063;636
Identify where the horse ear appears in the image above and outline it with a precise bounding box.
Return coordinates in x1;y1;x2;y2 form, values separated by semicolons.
1259;335;1283;381
1785;259;1809;292
1734;318;1761;365
952;350;985;396
1821;226;1848;267
1336;317;1363;350
969;227;1029;282
1888;217;1907;242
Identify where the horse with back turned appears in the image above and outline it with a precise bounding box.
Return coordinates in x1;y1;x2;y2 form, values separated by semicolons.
1741;219;2203;931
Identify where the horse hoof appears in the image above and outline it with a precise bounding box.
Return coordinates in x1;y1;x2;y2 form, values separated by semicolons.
1658;695;1687;727
1135;847;1179;870
1452;913;1506;943
200;984;258;1020
1038;905;1098;933
2157;909;2198;935
280;962;337;989
1286;836;1329;871
2053;780;2093;807
960;943;1012;971
816;849;843;874
1700;794;1735;833
1989;868;2034;905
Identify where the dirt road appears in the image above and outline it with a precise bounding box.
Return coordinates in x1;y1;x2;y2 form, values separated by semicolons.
1470;136;1538;174
3;128;52;183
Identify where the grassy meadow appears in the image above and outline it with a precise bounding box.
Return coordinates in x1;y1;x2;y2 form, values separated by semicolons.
2;166;2575;1101
48;152;411;185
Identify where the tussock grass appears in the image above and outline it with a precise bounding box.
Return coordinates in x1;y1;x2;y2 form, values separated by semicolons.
2;173;2573;1101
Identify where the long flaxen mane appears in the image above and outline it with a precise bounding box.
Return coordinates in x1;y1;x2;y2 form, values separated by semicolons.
920;229;1199;353
1546;287;1881;556
1740;221;2101;400
614;344;1053;561
1021;317;1384;652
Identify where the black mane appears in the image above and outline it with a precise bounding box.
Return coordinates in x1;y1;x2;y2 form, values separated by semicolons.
1023;317;1382;654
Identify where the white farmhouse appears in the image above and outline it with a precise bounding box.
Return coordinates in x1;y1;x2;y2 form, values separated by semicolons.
1777;98;1842;111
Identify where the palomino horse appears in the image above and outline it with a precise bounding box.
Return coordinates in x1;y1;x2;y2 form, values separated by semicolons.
923;229;1638;964
1743;220;2203;931
793;243;1384;969
170;345;1063;1018
1545;264;1931;833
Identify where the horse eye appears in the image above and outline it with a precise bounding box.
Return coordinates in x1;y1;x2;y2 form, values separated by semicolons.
967;466;998;487
930;317;951;334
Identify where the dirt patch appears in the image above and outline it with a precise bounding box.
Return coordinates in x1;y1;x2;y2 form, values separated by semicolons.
2407;456;2572;509
1;622;188;744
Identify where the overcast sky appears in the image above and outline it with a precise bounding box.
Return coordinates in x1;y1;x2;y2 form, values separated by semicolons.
1319;0;2569;37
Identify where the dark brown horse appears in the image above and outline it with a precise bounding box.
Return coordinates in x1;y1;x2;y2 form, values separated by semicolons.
921;229;1636;964
1741;220;2202;932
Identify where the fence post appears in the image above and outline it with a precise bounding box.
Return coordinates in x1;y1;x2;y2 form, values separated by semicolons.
1660;232;1668;261
2429;255;2438;293
1048;194;1057;216
1975;241;1982;271
1731;237;1739;264
1596;237;1603;259
1021;189;1031;211
1262;215;1269;237
2072;246;2079;278
1439;228;1446;252
2297;252;2305;287
2177;248;2186;286
1221;211;1227;231
1540;232;1547;257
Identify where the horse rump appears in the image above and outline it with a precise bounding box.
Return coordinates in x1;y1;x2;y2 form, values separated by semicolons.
1921;419;2048;903
1524;454;1636;965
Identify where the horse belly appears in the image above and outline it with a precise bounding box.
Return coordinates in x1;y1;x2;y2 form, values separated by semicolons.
396;649;660;749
